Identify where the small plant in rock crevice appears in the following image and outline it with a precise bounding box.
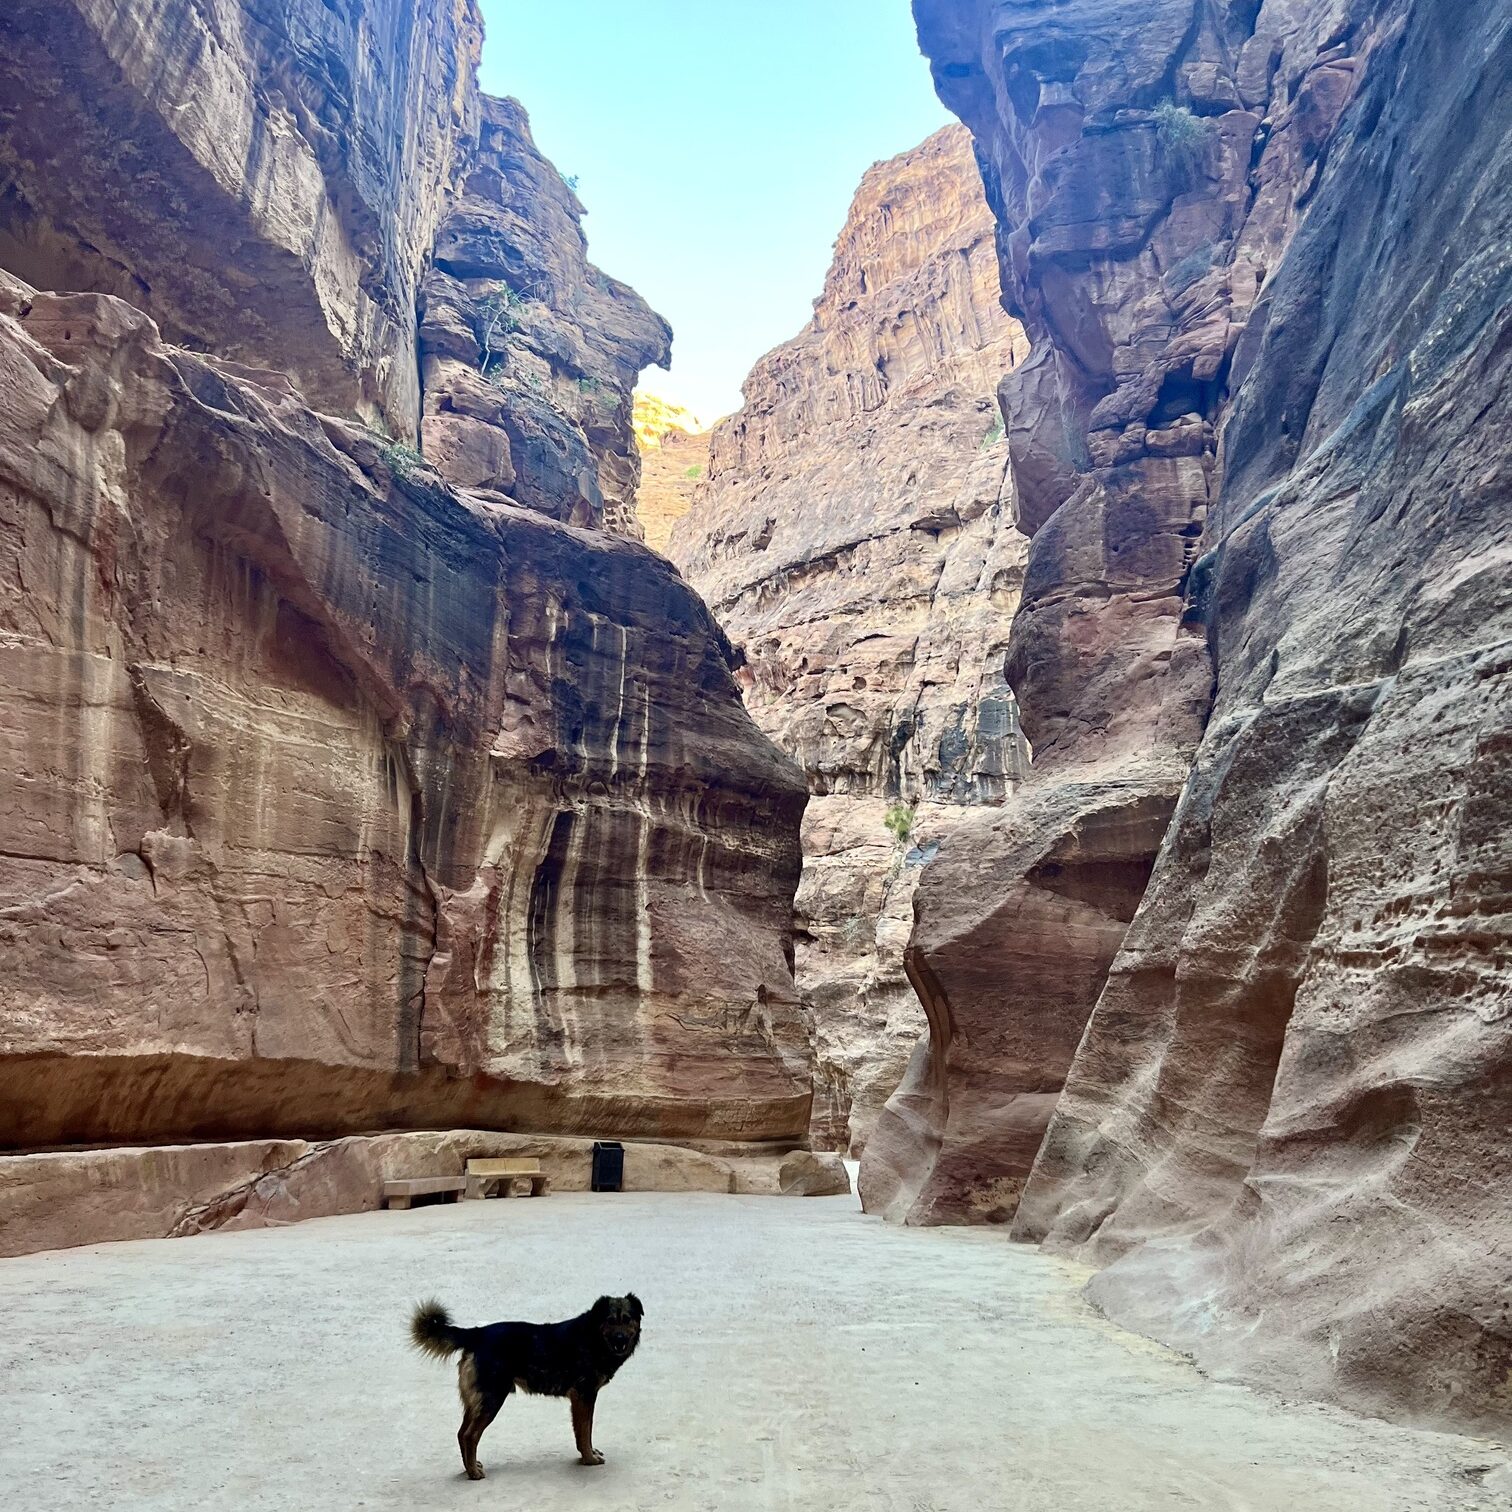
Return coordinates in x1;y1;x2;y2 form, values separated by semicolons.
837;914;873;948
684;465;703;479
1152;100;1214;174
884;803;916;846
378;439;425;478
980;417;1005;450
478;287;523;374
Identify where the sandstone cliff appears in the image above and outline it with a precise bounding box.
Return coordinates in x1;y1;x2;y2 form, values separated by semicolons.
864;0;1369;1227
419;97;670;536
633;392;712;554
671;127;1030;1153
0;0;481;435
880;0;1511;1433
0;3;811;1184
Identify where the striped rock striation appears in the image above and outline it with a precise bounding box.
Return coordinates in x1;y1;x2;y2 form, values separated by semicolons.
0;0;812;1228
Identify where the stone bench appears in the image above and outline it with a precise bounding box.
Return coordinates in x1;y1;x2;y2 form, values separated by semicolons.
381;1176;466;1211
465;1158;550;1199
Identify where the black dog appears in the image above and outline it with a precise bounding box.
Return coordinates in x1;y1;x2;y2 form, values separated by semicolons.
410;1294;643;1479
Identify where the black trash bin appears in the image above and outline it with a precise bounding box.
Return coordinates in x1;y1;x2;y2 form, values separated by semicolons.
591;1141;624;1192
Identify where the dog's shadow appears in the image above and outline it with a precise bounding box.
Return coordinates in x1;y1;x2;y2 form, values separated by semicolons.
455;1453;615;1479
386;1454;637;1506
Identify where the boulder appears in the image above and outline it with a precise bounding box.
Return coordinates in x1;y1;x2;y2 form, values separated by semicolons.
777;1151;851;1197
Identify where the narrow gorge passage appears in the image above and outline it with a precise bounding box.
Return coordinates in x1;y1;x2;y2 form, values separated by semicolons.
2;1194;1505;1512
0;0;1508;1501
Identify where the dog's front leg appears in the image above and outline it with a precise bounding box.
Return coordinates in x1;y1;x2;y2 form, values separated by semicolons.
568;1388;604;1466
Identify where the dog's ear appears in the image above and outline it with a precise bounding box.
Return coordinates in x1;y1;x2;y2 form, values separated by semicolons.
626;1293;643;1320
591;1295;614;1320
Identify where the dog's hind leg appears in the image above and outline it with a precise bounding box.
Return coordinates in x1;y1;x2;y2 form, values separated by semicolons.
456;1355;507;1481
458;1392;505;1481
568;1388;604;1466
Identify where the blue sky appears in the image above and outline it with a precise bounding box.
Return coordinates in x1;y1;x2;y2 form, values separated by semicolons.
476;2;952;421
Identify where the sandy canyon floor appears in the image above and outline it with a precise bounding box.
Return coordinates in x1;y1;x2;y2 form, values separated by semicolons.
1;1188;1506;1511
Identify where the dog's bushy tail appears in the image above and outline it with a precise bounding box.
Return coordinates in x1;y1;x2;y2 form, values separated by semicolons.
410;1299;471;1360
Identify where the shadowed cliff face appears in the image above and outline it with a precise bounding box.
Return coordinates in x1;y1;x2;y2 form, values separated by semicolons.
0;0;483;435
671;127;1031;1155
895;0;1512;1434
0;3;811;1156
862;0;1308;1227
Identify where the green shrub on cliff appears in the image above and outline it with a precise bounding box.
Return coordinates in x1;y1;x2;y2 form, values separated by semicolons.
1153;101;1213;172
884;804;915;845
378;439;424;480
478;287;523;374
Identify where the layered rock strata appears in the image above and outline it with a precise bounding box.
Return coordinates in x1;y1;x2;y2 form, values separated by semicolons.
887;0;1512;1433
670;127;1031;1155
0;0;482;435
0;0;812;1213
0;274;810;1152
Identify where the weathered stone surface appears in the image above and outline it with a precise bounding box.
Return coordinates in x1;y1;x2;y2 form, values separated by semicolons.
798;797;933;1154
1014;0;1512;1436
674;128;1029;804
859;783;1178;1225
0;2;818;1254
895;0;1512;1435
419;98;670;534
0;273;810;1156
0;1132;829;1256
866;0;1366;1228
0;0;483;434
671;128;1031;1155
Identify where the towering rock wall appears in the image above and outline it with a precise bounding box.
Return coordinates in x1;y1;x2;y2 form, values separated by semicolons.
0;0;481;435
893;0;1511;1432
671;127;1031;1153
0;3;811;1176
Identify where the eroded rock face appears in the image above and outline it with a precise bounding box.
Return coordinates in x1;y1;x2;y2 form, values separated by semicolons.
675;128;1029;804
0;2;812;1171
0;278;810;1151
670;127;1031;1154
1016;0;1512;1436
865;0;1367;1228
895;0;1511;1433
419;98;670;535
0;0;484;434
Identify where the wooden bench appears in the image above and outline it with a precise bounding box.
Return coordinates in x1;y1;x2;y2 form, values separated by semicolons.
465;1158;550;1199
382;1176;466;1211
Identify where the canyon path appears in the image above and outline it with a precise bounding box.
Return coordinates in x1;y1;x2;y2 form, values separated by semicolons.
1;1192;1507;1511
